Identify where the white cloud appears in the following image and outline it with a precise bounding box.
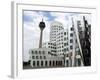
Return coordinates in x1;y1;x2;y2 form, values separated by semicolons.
50;12;70;28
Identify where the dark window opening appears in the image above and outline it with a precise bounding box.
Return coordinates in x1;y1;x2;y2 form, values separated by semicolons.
41;61;43;66
45;61;47;66
37;61;39;66
33;61;35;66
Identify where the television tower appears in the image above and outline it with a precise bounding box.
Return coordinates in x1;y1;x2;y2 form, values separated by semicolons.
39;19;46;48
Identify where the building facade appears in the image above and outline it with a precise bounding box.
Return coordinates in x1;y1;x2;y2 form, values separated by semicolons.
29;48;64;67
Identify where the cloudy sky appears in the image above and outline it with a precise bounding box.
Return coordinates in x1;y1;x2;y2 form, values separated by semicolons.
23;10;91;62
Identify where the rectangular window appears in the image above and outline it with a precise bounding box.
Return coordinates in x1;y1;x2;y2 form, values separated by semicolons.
64;43;67;46
64;48;67;52
64;38;66;41
67;54;69;57
33;61;35;66
66;60;69;67
32;56;35;59
45;61;47;66
48;52;50;54
64;32;66;35
44;56;46;59
40;56;42;59
37;61;39;66
36;56;38;59
78;59;81;66
67;48;69;51
70;45;73;49
70;33;73;37
70;39;73;43
39;51;41;54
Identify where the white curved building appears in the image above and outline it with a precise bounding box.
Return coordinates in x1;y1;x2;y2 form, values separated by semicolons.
50;21;64;55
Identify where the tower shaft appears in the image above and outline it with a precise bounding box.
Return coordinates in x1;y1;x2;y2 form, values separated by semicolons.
39;30;43;48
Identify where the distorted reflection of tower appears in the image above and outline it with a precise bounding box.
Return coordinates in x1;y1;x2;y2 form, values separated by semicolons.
39;19;46;48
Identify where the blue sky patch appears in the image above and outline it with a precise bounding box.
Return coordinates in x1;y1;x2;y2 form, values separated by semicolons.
23;14;33;22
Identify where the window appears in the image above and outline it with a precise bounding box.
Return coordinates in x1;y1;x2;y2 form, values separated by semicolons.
64;48;67;52
64;32;66;35
45;61;47;66
70;39;73;43
39;51;41;54
64;43;67;46
48;51;50;54
49;61;51;66
66;54;69;57
37;61;39;66
70;45;73;49
36;56;38;59
56;61;58;66
70;33;73;37
64;38;66;41
41;61;43;66
78;59;81;66
32;56;35;59
33;61;35;66
40;56;42;59
66;60;69;67
71;27;74;31
44;56;46;59
67;48;69;51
